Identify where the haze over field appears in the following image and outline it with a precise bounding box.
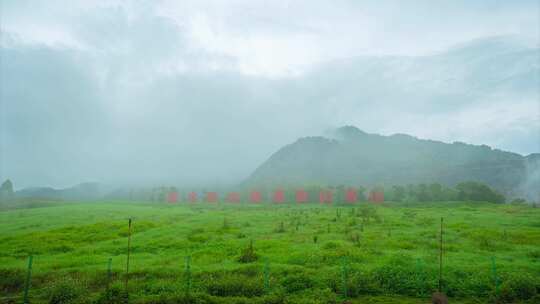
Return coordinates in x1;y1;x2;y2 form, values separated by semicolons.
1;1;539;190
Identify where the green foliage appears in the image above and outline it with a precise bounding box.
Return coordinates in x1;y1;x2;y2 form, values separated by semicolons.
205;274;264;297
358;205;378;223
280;273;315;293
274;221;285;233
0;179;14;201
511;198;527;205
0;268;25;294
243;127;534;203
390;185;406;202
95;285;129;304
456;181;505;203
1;200;539;303
47;278;87;304
497;274;538;302
237;240;258;263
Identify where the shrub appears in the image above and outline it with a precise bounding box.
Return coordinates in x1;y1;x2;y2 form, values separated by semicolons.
371;256;428;296
348;270;382;296
322;241;339;250
497;274;538;302
456;181;505;203
510;198;527;205
274;222;285;233
280;273;314;293
222;218;230;230
0;268;25;294
205;274;264;297
47;278;86;304
95;285;128;304
237;240;258;263
348;233;360;244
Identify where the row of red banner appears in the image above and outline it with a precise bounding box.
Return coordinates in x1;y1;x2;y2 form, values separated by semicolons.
166;189;384;204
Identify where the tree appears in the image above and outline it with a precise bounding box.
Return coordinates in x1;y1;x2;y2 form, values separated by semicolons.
0;179;14;201
391;185;406;202
357;185;367;201
456;181;505;204
429;183;443;201
417;184;431;202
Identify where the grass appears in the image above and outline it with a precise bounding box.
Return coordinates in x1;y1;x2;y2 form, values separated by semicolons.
0;200;539;303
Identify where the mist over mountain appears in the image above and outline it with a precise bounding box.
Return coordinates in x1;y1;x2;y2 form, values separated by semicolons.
1;35;538;189
245;126;540;201
14;182;112;201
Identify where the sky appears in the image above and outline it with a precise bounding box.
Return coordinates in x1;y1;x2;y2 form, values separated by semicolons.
1;0;539;189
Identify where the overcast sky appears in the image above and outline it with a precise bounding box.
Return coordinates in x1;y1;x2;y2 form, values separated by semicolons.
1;0;539;189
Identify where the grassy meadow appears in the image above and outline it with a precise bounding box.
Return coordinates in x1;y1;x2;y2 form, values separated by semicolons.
1;200;539;303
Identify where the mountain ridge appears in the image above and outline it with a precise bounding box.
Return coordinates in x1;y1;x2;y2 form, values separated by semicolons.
244;126;539;201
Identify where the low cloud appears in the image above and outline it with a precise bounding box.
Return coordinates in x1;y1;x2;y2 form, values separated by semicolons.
1;1;538;189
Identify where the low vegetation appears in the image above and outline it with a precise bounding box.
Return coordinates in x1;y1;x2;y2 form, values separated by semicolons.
0;200;539;303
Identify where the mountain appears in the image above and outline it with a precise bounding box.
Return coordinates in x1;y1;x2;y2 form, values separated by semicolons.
15;182;109;201
244;126;540;201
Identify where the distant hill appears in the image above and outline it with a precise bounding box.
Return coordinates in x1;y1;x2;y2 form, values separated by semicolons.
15;182;108;201
244;126;540;201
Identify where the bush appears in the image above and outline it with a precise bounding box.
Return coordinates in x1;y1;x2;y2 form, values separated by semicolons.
205;274;264;297
280;273;314;293
274;222;286;233
346;270;382;296
47;278;87;304
237;240;258;263
94;285;128;304
456;181;505;204
497;274;538;302
0;268;25;294
371;256;429;296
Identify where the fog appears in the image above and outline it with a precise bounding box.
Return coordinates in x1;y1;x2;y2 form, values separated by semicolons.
1;0;539;190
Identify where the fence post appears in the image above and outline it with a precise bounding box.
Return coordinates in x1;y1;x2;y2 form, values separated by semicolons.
107;258;112;290
23;255;33;304
341;257;348;298
415;258;426;295
185;256;192;295
125;218;132;292
438;217;443;293
491;256;500;296
263;259;270;292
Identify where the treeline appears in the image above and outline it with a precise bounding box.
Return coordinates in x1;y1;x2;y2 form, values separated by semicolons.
384;181;506;204
127;181;507;204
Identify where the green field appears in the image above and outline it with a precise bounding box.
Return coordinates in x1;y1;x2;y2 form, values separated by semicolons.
1;200;539;303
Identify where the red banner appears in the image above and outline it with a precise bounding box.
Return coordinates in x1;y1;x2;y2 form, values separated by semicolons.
167;192;178;203
226;192;240;203
319;191;332;204
369;191;384;203
345;188;357;203
250;191;262;203
273;190;285;203
188;192;198;203
296;189;308;203
206;192;218;203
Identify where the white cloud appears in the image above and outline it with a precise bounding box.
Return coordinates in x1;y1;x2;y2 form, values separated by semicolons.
0;0;539;188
